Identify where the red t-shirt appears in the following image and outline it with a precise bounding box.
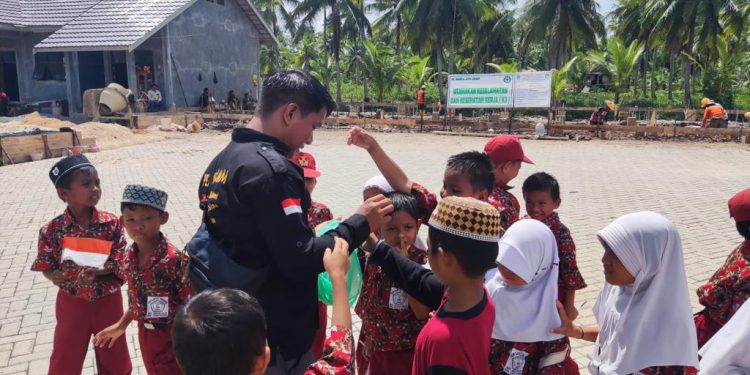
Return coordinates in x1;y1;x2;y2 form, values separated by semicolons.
412;290;495;375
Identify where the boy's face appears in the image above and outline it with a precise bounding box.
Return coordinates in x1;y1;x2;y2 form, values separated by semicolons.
497;263;526;287
441;168;486;201
304;177;317;194
523;190;561;221
493;160;522;185
380;211;420;252
122;206;168;245
601;243;635;286
58;168;101;207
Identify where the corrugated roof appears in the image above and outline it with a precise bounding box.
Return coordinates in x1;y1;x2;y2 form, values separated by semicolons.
33;0;278;51
0;0;99;31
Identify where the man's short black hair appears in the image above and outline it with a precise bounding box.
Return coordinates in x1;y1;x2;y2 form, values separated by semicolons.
56;166;96;190
446;151;495;194
522;172;561;201
737;221;750;240
385;191;419;221
172;289;266;375
428;226;498;278
257;69;335;118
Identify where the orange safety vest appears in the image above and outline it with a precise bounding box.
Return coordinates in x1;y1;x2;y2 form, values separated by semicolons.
417;89;425;105
702;104;726;126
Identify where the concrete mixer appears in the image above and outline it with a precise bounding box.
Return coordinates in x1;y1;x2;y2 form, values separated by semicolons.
82;83;135;128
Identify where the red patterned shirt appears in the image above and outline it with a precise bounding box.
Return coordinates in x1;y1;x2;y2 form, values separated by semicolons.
306;326;354;375
488;185;520;231
355;246;428;356
308;201;334;231
542;213;587;292
408;182;438;224
489;337;573;374
117;235;192;324
697;240;750;325
31;208;126;301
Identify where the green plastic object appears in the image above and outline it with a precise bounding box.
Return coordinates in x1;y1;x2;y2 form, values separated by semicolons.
316;220;363;306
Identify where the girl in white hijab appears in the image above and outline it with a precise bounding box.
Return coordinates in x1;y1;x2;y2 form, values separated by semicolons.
487;219;578;374
553;212;699;374
699;298;750;375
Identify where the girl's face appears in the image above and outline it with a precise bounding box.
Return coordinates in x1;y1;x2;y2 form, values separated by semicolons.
497;263;526;287
601;243;636;285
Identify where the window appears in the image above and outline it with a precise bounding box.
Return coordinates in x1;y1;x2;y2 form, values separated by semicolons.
33;52;65;81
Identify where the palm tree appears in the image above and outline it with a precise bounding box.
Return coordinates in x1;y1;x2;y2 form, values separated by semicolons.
294;0;369;104
519;0;605;69
368;0;414;52
586;38;644;103
357;40;404;102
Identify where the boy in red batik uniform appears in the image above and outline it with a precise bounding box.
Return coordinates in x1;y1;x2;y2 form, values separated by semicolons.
355;192;430;375
694;188;750;348
94;184;191;375
31;154;132;375
485;136;534;230
291;151;334;359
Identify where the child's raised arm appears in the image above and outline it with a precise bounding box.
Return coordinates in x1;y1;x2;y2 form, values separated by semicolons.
324;237;352;330
347;127;411;193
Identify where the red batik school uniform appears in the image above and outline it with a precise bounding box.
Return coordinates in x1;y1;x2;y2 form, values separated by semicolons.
355;245;429;375
306;326;355;375
31;208;132;375
489;338;574;375
307;201;334;359
487;185;521;231
117;234;192;375
694;239;750;347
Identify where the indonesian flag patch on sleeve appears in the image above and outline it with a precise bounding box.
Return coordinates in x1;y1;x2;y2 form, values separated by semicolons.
61;237;113;268
281;198;303;216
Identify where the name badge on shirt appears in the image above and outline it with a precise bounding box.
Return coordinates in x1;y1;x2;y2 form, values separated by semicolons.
146;296;169;319
503;348;528;375
388;287;408;310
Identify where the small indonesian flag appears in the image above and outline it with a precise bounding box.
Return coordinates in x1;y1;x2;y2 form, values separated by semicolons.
61;237;113;268
281;198;302;216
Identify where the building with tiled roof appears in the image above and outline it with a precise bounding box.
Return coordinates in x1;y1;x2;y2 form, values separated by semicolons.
0;0;277;115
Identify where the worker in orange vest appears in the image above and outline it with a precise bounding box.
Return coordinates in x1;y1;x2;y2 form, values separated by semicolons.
417;85;426;116
701;98;728;128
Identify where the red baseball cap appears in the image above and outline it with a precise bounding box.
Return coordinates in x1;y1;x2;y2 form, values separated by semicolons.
291;151;321;178
729;188;750;222
484;136;534;164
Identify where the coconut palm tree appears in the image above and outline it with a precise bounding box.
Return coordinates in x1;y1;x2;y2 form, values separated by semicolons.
586;38;644;103
519;0;605;70
356;40;405;102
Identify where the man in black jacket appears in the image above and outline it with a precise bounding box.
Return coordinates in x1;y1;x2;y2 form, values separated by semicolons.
198;69;393;374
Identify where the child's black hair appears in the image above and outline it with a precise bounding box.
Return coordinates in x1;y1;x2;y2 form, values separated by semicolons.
737;221;750;240
522;172;561;201
172;288;266;375
384;191;419;221
428;226;498;278
120;202;165;214
56;166;97;190
446;151;494;194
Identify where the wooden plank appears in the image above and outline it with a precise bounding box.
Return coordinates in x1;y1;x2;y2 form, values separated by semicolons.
0;134;45;163
46;133;75;157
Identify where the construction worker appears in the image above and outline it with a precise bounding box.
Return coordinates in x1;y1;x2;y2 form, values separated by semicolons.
701;98;728;128
590;100;616;126
416;85;426;116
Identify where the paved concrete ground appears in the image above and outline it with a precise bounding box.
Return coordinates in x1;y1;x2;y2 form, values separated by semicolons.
1;129;749;374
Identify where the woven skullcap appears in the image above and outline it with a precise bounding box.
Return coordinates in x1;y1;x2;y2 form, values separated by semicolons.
428;196;501;242
121;184;168;212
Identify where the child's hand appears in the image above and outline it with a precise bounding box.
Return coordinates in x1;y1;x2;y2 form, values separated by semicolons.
347;127;378;151
362;233;379;253
50;270;66;286
93;323;126;348
324;237;350;279
77;268;98;285
564;301;579;321
551;301;578;337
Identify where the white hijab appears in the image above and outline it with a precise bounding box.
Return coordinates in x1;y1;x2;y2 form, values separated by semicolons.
699;298;750;374
590;212;698;374
487;219;563;343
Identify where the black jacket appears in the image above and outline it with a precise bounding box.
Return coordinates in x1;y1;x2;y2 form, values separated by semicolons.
198;127;370;360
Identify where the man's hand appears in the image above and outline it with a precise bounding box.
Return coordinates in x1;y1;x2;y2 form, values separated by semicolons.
93;323;126;349
347;127;378;152
324;237;350;279
356;194;394;232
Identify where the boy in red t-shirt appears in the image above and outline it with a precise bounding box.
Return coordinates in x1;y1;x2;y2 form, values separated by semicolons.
485;136;534;230
30;154;132;375
364;196;501;374
93;184;191;374
694;188;750;347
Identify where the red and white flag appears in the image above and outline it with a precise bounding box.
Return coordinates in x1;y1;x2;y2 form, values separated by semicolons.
61;237;112;268
281;198;302;216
